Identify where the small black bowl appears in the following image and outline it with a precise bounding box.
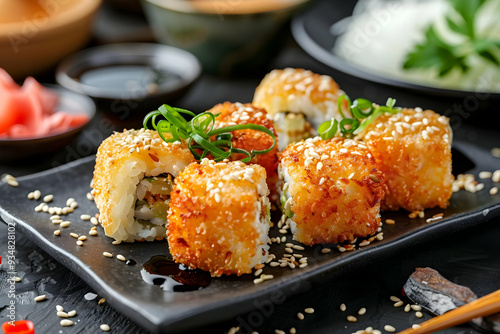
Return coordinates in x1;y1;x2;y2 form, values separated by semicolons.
0;85;96;162
56;43;201;122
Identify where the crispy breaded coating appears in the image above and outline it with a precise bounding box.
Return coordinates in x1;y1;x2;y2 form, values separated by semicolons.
92;129;195;242
168;159;271;277
207;102;279;201
279;137;386;245
356;108;453;211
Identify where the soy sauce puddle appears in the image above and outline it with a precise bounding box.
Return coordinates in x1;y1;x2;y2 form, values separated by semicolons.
141;256;211;292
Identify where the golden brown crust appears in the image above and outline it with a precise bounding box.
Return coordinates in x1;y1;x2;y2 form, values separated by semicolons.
207;102;279;200
356;108;453;211
167;160;269;276
92;129;195;238
279;137;386;245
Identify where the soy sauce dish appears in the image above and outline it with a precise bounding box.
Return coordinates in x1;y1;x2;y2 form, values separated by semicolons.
56;43;201;120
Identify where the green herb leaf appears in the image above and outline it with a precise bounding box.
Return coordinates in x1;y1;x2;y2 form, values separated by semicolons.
144;104;276;162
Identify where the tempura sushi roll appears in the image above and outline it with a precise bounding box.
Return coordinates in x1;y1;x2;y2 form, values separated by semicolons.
356;108;453;211
278;137;386;245
92;129;195;242
207;102;279;201
168;159;271;276
253;68;347;150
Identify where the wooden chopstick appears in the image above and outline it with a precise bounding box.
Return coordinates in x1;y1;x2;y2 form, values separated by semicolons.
399;289;500;333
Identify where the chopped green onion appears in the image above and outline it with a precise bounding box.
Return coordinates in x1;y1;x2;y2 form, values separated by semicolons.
143;104;276;163
318;94;401;139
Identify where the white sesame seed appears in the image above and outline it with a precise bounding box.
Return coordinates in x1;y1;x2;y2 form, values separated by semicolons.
34;295;46;302
288;262;296;269
253;278;264;284
57;311;69;318
359;241;370;247
347;315;357;322
358;308;366;315
70;233;79;239
76;241;83;246
86;192;94;201
27;192;34;199
411;305;422;311
89;230;98;236
254;269;263;276
262;274;274;280
340;303;346;311
415;311;423;318
412;324;421;329
491;187;499;195
78;236;87;241
54;230;61;236
384;325;396;332
389;296;401;302
91;217;99;226
60;320;74;327
32;190;41;200
321;248;331;254
60;221;71;228
103;252;113;258
285;247;293;253
304;308;314;314
43;194;53;203
70;202;78;209
66;310;76;317
80;214;91;221
297;312;304;320
394;301;404;307
493;170;500;183
12;276;21;282
404;304;411;312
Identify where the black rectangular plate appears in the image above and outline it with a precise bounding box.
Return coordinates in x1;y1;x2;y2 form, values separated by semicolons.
1;140;499;333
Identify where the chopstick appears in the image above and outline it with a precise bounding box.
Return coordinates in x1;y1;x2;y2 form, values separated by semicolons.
399;289;500;333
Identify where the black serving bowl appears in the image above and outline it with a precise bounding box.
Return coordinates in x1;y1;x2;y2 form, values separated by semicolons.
291;0;499;128
56;43;201;122
0;85;96;162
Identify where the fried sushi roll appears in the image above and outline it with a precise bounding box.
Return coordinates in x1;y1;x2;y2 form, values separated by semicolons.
207;102;279;201
356;108;453;211
253;68;347;150
92;129;196;242
168;159;271;276
278;137;386;245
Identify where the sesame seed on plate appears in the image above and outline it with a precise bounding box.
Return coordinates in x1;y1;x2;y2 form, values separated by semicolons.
404;304;411;312
389;296;400;302
297;312;304;320
358;308;366;315
43;194;53;203
54;230;61;236
384;325;396;332
103;252;113;258
89;230;98;236
70;233;79;238
117;254;126;261
78;236;87;241
80;214;91;221
100;324;111;332
57;311;69;318
98;298;106;305
416;311;423;318
347;315;357;322
76;241;83;246
60;320;74;327
67;310;76;317
12;276;22;282
491;187;499;195
304;307;314;314
394;301;404;307
253;278;264;284
412;324;421;329
60;221;71;228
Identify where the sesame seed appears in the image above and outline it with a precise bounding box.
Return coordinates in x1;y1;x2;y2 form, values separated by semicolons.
34;295;46;302
89;230;98;236
290;328;296;334
297;312;304;320
12;276;21;282
56;305;64;312
60;320;74;327
6;178;19;187
112;240;122;245
254;269;263;276
57;311;69;318
33;190;41;200
91;217;99;225
384;325;396;332
86;192;94;201
285;247;293;253
253;278;264;284
304;307;314;314
358;308;366;315
43;194;54;203
394;301;404;307
412;324;421;329
404;304;411;312
491;187;498;195
321;248;331;254
27;192;34;199
385;219;395;225
347;315;357;322
492;170;500;183
76;241;83;246
411;305;422;311
116;254;126;262
340;303;346;311
369;174;380;183
70;202;78;209
60;221;71;228
389;296;400;302
103;252;113;258
100;324;111;331
54;230;61;236
262;274;274;280
78;236;87;241
98;298;106;305
70;233;79;239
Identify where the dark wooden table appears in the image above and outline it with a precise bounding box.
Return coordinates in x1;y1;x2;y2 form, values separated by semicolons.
1;2;500;334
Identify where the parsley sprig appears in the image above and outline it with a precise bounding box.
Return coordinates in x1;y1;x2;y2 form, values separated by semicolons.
143;104;276;162
403;0;500;77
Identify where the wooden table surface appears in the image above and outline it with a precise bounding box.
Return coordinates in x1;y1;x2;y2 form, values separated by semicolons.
1;2;500;333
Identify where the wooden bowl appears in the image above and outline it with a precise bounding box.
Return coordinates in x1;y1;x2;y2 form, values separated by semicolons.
0;0;102;80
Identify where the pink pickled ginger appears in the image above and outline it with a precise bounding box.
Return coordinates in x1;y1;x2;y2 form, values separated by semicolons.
0;68;89;139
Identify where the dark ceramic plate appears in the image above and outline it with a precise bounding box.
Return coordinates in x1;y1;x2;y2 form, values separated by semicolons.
291;0;500;99
1;141;499;333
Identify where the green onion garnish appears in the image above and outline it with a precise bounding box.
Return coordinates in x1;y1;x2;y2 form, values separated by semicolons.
318;95;401;140
143;104;276;162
